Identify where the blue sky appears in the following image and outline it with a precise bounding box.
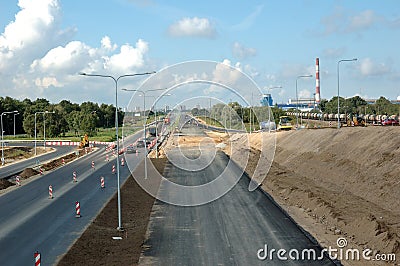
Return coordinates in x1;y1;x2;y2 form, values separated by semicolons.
0;0;399;108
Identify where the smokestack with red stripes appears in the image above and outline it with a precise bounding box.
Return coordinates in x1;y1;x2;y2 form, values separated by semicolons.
315;58;321;103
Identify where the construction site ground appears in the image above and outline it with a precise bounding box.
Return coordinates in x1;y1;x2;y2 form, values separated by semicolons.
2;126;399;266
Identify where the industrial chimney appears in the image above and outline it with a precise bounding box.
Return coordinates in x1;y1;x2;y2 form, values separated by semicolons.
315;58;321;103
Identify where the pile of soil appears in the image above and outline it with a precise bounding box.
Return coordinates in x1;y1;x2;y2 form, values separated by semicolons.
57;158;166;266
223;127;399;265
19;168;39;179
0;179;14;190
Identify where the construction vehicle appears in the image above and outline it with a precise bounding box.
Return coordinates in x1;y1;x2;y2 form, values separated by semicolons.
346;114;366;127
277;116;293;130
79;134;89;148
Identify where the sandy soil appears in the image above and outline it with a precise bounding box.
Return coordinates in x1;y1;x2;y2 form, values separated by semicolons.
219;127;399;266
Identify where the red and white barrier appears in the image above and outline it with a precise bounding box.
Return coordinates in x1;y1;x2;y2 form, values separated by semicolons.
49;185;53;199
75;201;81;218
121;157;125;166
106;154;109;161
91;161;95;169
73;171;77;183
100;177;105;189
62;158;65;165
136;150;138;157
16;176;21;186
39;168;43;175
34;251;41;266
112;164;116;174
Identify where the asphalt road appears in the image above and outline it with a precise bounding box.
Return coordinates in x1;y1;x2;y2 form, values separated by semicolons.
0;131;147;266
139;125;338;265
0;143;75;179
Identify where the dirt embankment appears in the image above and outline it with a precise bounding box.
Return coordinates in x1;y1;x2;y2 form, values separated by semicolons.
222;127;399;265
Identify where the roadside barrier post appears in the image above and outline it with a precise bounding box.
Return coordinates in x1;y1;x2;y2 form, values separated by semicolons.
121;157;125;166
112;164;116;174
91;160;95;170
75;201;81;218
48;185;53;199
39;168;43;175
73;171;77;183
100;177;105;189
62;158;65;165
106;154;109;161
34;251;41;266
16;176;21;186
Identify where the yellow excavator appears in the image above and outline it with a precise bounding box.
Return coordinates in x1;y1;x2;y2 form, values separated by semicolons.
79;134;89;148
346;114;366;127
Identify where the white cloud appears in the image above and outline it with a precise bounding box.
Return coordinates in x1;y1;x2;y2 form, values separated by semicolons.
231;4;264;31
168;17;216;38
35;76;61;88
348;10;379;32
105;39;149;72
318;8;381;36
232;42;256;60
101;36;117;51
212;59;243;85
0;0;152;104
359;58;391;76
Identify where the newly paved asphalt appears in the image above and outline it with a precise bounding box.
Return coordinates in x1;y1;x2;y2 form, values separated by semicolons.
139;125;338;265
0;131;147;266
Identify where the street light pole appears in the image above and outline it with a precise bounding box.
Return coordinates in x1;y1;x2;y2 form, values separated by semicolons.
80;71;155;231
1;110;18;165
296;75;313;128
43;111;55;150
337;58;357;129
13;112;19;137
264;86;282;133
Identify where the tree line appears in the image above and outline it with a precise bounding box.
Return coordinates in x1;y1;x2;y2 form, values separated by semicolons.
0;97;124;138
319;96;400;115
191;96;399;128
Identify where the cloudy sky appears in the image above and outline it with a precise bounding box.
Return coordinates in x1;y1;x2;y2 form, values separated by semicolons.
0;0;399;108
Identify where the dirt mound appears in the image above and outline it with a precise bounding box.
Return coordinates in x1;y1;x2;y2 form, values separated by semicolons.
224;127;400;264
19;168;38;179
0;179;14;190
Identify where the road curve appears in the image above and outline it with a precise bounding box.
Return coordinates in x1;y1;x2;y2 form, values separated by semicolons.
139;125;338;265
0;143;75;179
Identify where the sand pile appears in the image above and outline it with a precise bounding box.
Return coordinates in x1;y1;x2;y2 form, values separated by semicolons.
224;127;399;265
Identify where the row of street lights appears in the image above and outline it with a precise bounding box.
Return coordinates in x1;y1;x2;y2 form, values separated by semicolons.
1;110;19;165
34;111;55;156
1;110;56;166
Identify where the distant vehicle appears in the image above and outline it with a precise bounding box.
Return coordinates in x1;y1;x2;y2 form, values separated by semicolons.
277;116;293;130
136;138;151;148
259;121;276;131
136;140;145;148
381;118;399;126
126;146;136;153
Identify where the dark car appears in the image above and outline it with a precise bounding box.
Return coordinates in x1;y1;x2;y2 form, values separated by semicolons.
136;140;145;148
126;146;136;153
381;118;399;126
